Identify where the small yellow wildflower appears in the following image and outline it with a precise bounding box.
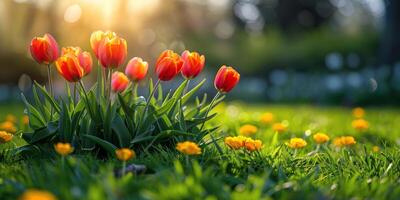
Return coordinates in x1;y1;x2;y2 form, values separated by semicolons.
239;124;258;136
5;114;17;123
287;138;307;149
54;142;74;156
0;121;16;133
0;131;13;143
260;112;274;124
272;123;287;133
115;148;136;161
352;119;369;131
313;133;330;144
244;138;263;151
22;115;29;125
224;136;247;149
333;136;356;147
19;189;57;200
352;107;365;118
176;141;201;155
372;146;380;153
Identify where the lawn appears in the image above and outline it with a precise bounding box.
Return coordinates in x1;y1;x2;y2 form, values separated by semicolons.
1;103;400;200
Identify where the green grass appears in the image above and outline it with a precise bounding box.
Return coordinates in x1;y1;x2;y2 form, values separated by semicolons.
1;103;400;200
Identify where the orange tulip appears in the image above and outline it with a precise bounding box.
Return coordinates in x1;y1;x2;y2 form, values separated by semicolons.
155;50;183;81
55;54;84;82
61;47;92;76
214;65;240;93
90;30;116;59
111;71;129;93
181;50;205;79
29;33;59;65
125;57;148;82
98;35;127;68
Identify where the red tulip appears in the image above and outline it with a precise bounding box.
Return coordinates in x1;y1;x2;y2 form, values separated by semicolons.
111;71;129;93
90;31;116;59
181;50;205;79
61;47;93;76
155;50;183;81
29;33;60;65
98;35;127;68
125;57;148;82
55;54;84;82
214;65;240;93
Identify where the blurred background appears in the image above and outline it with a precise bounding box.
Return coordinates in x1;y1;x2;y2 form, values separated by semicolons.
0;0;399;105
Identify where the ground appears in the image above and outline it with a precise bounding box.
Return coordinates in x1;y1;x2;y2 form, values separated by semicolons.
1;103;400;200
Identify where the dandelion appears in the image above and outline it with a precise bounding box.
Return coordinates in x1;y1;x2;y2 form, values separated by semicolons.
313;133;330;144
244;138;263;151
19;189;57;200
5;114;17;123
115;148;136;161
352;119;369;131
272;123;286;133
176;141;202;155
239;124;258;136
224;136;246;149
287;138;307;149
0;121;16;133
54;142;74;156
333;136;356;147
372;146;380;153
0;131;13;144
352;107;365;118
260;112;274;124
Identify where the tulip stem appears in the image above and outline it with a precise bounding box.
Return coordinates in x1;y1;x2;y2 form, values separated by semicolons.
79;80;94;118
107;68;113;104
47;64;54;120
199;91;221;131
131;82;138;103
73;83;77;106
122;161;126;176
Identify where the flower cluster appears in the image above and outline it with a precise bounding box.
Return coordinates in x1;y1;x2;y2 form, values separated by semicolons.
287;138;307;149
176;141;202;155
224;136;263;152
333;136;356;147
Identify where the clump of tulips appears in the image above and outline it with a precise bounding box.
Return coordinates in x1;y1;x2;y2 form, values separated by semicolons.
20;31;239;157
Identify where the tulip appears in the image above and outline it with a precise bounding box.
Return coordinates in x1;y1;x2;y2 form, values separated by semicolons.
90;30;116;59
111;71;129;93
155;50;183;81
98;35;127;68
181;50;205;79
55;54;84;82
125;57;148;82
61;47;92;76
30;33;59;65
214;65;240;93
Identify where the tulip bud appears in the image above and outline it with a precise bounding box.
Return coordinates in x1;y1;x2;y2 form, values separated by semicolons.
55;54;84;82
125;57;148;82
111;71;129;93
155;50;183;81
214;65;240;93
98;35;127;68
29;33;60;65
61;47;93;76
181;50;205;79
90;30;117;59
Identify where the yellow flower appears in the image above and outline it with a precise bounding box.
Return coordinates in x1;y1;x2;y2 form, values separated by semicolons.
260;112;274;124
333;136;356;147
239;124;258;136
115;148;136;161
272;123;286;133
287;138;307;149
54;142;74;156
224;136;246;149
244;138;263;151
176;141;202;155
5;114;17;123
352;119;369;131
372;146;380;153
0;131;13;143
19;189;57;200
22;115;29;125
0;121;16;133
352;107;365;118
313;133;330;144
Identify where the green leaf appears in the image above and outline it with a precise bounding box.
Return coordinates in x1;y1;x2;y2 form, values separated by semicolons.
112;115;132;147
182;79;206;104
21;93;46;129
34;81;61;113
82;135;117;155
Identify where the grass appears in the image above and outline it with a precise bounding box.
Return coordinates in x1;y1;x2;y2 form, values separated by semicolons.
1;103;400;199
